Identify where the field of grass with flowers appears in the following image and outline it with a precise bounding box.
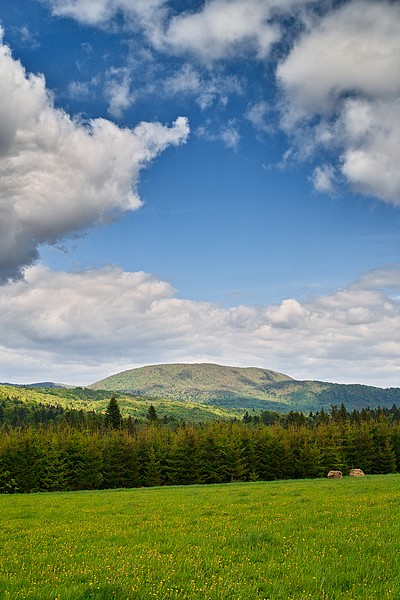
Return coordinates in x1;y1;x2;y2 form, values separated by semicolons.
0;475;399;599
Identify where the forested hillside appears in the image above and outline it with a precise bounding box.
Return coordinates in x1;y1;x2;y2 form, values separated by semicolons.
0;384;242;425
89;363;400;412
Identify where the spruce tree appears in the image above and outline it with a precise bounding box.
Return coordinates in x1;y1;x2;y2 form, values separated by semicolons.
0;458;19;493
146;405;159;423
104;397;123;430
144;446;162;487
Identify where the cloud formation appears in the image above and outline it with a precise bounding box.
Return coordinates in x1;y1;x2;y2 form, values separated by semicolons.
2;1;398;388
46;0;400;207
45;0;166;28
162;64;242;110
45;0;302;61
0;30;189;280
197;119;240;150
159;0;284;63
104;66;134;118
1;265;399;386
310;165;336;194
278;0;400;205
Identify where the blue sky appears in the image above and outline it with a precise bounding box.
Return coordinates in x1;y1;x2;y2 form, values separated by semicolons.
0;0;399;386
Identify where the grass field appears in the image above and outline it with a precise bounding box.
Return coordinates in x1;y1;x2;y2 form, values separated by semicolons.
0;475;399;599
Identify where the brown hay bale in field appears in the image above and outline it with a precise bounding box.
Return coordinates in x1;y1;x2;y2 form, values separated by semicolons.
327;470;342;479
349;468;365;477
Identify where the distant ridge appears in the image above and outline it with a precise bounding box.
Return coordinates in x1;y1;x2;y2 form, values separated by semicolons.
0;382;70;389
89;363;400;412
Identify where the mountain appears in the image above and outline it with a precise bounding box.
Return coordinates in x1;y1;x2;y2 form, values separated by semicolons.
2;364;399;424
0;382;69;389
89;363;400;413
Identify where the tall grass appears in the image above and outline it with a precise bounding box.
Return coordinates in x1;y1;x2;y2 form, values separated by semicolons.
0;475;399;599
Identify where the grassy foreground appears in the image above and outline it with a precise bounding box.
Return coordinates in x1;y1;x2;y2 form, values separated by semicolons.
0;476;399;599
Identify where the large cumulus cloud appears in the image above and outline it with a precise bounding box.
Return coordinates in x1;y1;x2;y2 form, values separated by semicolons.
277;0;400;205
1;265;399;386
0;30;189;281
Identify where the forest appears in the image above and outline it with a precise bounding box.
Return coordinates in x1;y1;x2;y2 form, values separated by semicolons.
1;396;400;493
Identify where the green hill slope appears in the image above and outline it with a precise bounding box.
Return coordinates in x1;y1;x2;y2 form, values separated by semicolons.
0;384;243;423
89;363;400;413
90;363;292;406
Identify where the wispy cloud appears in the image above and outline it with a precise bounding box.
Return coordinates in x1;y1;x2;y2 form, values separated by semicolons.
104;66;134;118
245;101;272;134
67;79;92;98
13;25;40;48
310;165;336;194
162;64;242;110
197;119;240;150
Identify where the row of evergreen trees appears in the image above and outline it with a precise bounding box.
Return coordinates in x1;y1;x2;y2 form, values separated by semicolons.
0;396;160;430
1;415;399;493
3;392;400;431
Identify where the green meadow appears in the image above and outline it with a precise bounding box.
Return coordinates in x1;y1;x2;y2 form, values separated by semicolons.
1;475;399;599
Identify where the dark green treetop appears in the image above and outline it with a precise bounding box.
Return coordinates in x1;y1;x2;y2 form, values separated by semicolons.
146;404;159;422
104;396;123;429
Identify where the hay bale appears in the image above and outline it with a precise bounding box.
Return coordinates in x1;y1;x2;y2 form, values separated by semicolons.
327;470;342;479
349;468;365;477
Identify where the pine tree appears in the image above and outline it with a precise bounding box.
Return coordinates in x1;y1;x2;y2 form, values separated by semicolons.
146;405;159;423
144;445;162;487
102;432;140;489
61;430;103;491
0;458;19;493
104;397;123;430
198;431;228;484
168;426;200;485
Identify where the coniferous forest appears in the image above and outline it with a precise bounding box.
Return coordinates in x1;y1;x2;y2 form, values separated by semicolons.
1;397;400;493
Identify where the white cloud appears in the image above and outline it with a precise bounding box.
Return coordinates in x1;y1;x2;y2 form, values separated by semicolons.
310;164;336;194
0;31;189;280
1;264;399;387
44;1;400;206
162;64;242;110
245;101;271;133
338;98;400;205
219;121;240;150
160;0;281;63
350;265;400;291
278;0;400;118
163;63;201;96
15;26;40;49
197;119;240;150
45;0;307;63
104;66;134;118
278;0;400;205
44;0;167;28
46;0;114;24
67;80;92;98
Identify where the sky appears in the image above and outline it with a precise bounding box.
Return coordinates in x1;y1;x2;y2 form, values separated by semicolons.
0;0;399;387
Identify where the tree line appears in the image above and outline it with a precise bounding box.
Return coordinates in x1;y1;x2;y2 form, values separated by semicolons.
0;395;174;430
1;399;399;493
